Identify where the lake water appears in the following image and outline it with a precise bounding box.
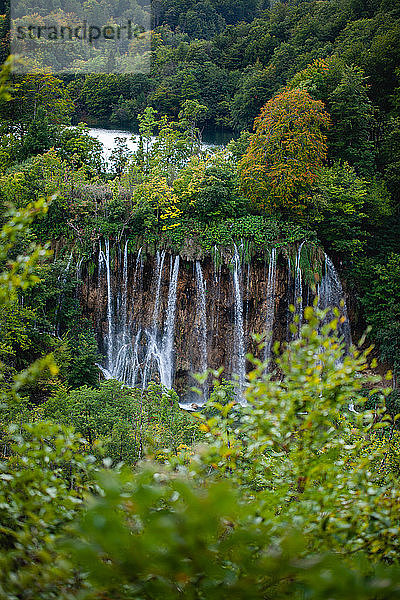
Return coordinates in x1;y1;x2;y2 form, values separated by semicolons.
87;126;234;165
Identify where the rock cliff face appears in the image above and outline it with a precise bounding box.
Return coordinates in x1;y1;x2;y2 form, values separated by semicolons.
79;240;351;405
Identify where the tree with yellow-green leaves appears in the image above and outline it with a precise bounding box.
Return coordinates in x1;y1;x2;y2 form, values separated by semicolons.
239;88;330;215
173;151;245;222
6;72;73;130
132;174;181;230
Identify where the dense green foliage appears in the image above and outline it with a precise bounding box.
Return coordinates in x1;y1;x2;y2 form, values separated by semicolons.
65;315;400;599
38;379;201;464
3;287;400;597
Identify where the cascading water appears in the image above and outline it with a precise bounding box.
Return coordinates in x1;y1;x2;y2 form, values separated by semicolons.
98;241;143;384
159;255;180;389
152;251;166;328
130;328;142;386
76;256;84;282
293;241;305;335
98;243;105;283
96;239;118;379
129;248;143;386
111;240;134;383
317;253;353;412
142;250;166;388
232;244;246;398
122;240;128;330
195;261;208;397
89;240;352;404
264;248;277;367
318;253;352;349
134;247;142;281
286;254;292;341
104;239;114;370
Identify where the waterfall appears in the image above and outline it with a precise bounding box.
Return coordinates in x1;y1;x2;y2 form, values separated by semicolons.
96;240;113;380
98;243;105;284
112;239;133;383
318;254;352;349
152;251;166;330
129;328;142;386
232;244;246;398
141;253;180;390
122;240;128;331
91;244;352;404
159;256;180;389
129;248;143;386
318;254;353;415
286;254;291;341
134;247;142;280
76;256;84;281
290;241;305;338
142;251;166;388
264;248;277;367
99;239;126;380
98;240;139;384
104;239;114;370
195;261;208;396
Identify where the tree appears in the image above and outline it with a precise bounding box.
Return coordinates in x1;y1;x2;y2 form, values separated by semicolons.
0;197;61;422
39;379;200;465
109;137;132;176
178;99;208;152
174;152;247;222
57;123;104;177
289;57;346;104
229;61;278;130
136;106;158;174
379;116;400;204
5;73;73;133
328;65;375;174
0;421;93;599
133;175;181;230
20;107;56;160
150;114;195;182
79;74;137;120
0;301;36;388
310;162;368;257
0;59;67;414
289;59;376;174
131;106;204;184
354;253;400;377
226;130;251;162
239;88;330;214
0;65;93;598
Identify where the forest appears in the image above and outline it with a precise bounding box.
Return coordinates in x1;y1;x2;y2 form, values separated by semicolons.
1;0;400;598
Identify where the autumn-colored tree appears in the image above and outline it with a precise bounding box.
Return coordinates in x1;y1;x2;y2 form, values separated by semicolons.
239;88;330;214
